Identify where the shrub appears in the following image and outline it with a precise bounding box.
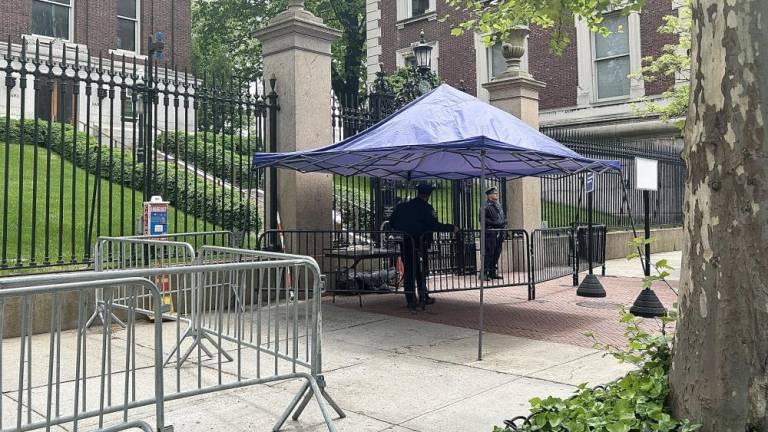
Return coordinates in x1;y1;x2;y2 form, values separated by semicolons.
153;162;259;232
155;130;261;156
0;117;259;233
155;131;255;188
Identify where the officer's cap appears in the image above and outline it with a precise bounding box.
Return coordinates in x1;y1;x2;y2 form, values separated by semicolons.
485;186;499;195
416;184;436;194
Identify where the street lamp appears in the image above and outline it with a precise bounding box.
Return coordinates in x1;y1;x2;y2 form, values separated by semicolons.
413;30;432;72
411;30;435;96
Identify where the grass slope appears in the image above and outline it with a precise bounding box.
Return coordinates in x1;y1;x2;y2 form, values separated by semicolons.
0;142;207;270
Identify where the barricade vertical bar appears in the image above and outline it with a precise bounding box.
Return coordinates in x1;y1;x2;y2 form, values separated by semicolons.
26;295;33;423
0;298;3;423
123;287;135;422
16;297;28;430
45;293;61;431
73;291;84;431
257;267;264;379
98;288;112;428
274;266;281;375
293;266;299;374
305;266;310;365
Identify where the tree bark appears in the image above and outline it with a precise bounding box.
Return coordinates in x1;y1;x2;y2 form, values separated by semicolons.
669;1;768;431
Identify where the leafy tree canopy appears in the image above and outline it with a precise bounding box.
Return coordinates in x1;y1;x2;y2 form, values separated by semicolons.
192;0;366;99
631;0;691;129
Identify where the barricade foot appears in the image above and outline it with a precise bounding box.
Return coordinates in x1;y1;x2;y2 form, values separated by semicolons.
273;376;341;432
292;375;345;421
86;304;126;329
166;327;234;368
274;381;310;431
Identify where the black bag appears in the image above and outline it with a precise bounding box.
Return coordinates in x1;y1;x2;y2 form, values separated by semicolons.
337;267;398;292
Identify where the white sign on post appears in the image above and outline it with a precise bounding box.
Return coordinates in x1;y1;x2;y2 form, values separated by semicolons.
584;172;595;193
635;157;659;191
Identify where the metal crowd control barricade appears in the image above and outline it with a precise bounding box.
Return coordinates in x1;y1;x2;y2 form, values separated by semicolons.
0;277;168;432
530;227;578;286
0;258;344;432
258;229;410;300
88;237;197;329
421;229;534;298
194;246;345;424
117;231;235;251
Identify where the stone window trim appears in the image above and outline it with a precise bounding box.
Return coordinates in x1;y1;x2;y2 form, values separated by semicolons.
396;0;437;25
117;0;141;54
20;34;89;62
576;11;644;106
30;0;74;42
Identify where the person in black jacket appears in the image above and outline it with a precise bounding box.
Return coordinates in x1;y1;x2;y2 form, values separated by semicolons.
480;187;507;280
389;184;458;312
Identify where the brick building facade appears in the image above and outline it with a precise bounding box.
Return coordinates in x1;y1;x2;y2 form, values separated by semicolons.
0;0;193;142
0;0;192;69
367;0;681;138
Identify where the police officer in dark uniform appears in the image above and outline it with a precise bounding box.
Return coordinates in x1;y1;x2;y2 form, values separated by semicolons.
389;184;458;312
480;187;507;280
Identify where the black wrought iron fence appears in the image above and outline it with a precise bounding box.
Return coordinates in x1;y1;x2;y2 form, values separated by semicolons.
0;38;276;272
541;128;684;231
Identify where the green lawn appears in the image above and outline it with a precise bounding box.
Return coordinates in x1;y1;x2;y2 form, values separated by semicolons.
0;142;208;271
542;201;630;229
333;176;471;224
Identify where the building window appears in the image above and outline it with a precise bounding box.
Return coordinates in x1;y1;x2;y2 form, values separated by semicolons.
397;0;435;21
117;0;139;52
412;0;429;17
593;13;631;99
31;0;72;40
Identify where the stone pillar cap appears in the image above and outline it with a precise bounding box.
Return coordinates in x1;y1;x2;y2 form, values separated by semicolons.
254;3;341;43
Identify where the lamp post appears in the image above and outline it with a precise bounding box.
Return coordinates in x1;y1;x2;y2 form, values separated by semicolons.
412;30;434;95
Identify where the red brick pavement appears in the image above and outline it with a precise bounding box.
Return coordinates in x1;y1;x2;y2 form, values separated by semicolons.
326;274;678;349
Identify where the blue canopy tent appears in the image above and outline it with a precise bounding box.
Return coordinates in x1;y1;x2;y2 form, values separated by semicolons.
253;84;621;359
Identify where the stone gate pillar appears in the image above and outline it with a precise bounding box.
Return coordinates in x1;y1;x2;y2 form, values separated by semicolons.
254;1;340;234
482;27;545;234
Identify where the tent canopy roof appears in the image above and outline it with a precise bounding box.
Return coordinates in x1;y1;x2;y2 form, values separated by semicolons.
252;84;620;180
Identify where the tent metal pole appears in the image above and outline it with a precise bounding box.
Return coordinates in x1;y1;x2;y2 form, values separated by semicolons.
478;150;486;361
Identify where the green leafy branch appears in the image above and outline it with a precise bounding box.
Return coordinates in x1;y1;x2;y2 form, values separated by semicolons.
629;0;691;129
626;237;678;296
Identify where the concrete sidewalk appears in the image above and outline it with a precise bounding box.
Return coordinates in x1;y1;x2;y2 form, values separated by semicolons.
604;251;682;281
2;303;634;432
5;254;680;432
182;306;633;431
139;305;632;432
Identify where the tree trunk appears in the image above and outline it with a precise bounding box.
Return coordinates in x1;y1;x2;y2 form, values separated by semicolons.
669;1;768;431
